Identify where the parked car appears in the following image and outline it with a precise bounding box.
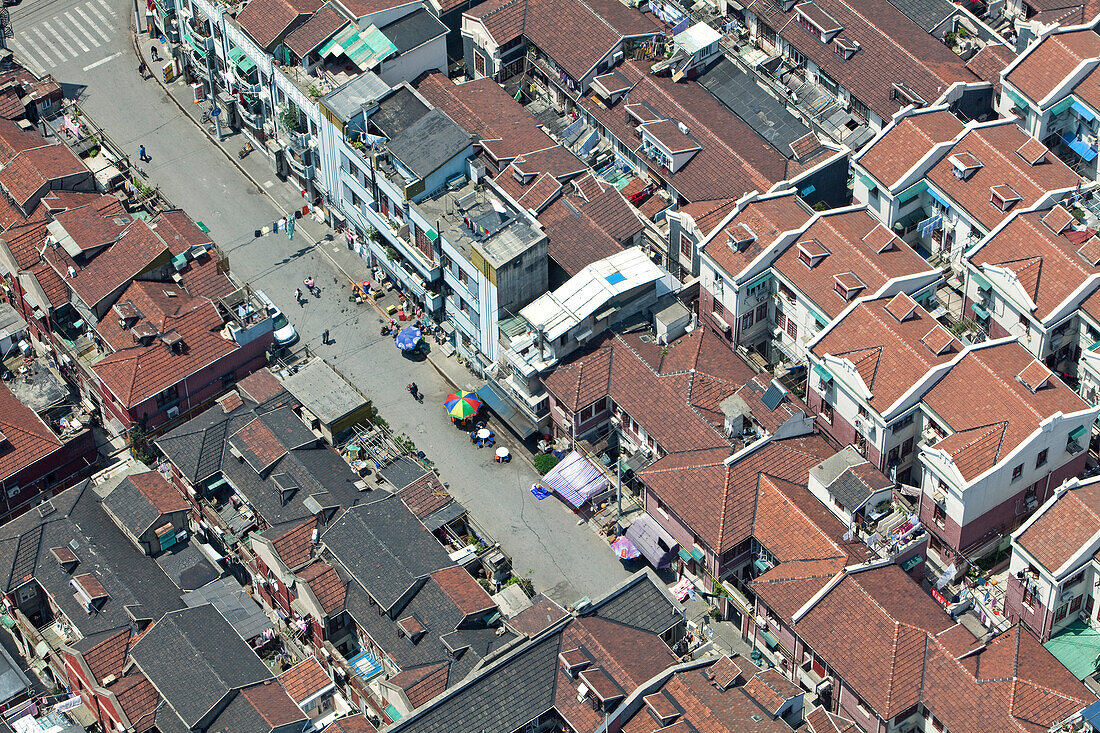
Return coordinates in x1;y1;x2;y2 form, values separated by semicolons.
255;290;299;347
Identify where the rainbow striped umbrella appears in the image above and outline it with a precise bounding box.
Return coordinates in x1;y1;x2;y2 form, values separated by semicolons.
445;391;481;419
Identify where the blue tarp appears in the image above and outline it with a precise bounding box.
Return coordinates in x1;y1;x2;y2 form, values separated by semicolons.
1072;99;1096;122
1062;131;1099;162
542;450;608;508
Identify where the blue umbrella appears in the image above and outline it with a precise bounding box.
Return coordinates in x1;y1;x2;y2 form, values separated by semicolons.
394;326;422;351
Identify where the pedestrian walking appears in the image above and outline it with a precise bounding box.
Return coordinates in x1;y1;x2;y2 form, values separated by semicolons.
151;45;158;61
138;145;148;162
322;329;330;345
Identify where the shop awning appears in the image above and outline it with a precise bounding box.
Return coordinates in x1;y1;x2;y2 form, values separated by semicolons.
1072;99;1096;122
476;382;537;439
1062;131;1099;162
228;46;257;75
319;22;396;71
543;450;608;508
1070;424;1089;441
625;513;678;569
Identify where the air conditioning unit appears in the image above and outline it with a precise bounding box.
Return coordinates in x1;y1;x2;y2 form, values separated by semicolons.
166;406;180;419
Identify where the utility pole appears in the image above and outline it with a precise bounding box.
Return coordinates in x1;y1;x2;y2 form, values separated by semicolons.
203;38;223;141
616;454;622;534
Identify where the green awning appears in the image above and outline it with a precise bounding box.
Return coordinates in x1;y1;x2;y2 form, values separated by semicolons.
813;364;833;383
971;303;990;320
761;631;779;649
425;228;438;242
1070;425;1089;441
319;22;396;71
690;547;705;562
1045;620;1100;679
384;704;402;722
678;548;693;563
900;554;923;571
229;46;257;75
0;613;14;629
753;557;772;573
182;25;205;57
196;221;210;233
746;272;772;290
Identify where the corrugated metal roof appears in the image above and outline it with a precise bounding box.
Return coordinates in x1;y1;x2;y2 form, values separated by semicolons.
319;23;396;70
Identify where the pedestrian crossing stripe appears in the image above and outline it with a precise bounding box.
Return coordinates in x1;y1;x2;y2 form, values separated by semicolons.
10;0;119;72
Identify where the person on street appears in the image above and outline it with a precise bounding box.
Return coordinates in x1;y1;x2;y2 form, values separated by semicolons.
295;287;302;303
151;46;158;61
138;61;147;78
138;145;149;162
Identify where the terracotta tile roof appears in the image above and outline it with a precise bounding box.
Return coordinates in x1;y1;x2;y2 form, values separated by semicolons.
1006;27;1100;105
323;714;378;733
285;3;346;57
52;204;130;252
513;172;562;213
1017;479;1100;573
638;434;836;554
430;566;494;617
543;329;754;454
388;661;448;708
743;668;801;714
30;263;67;308
521;0;636;81
278;656;332;705
539;197;625;276
231;418;290;471
2;213;49;270
44;219;170;310
971;207;1100;321
92;296;238;408
127;471;190;515
0;143;86;208
415;73;571;167
813;294;960;409
465;0;525;47
754;475;857;563
772;209;932;319
577;61;789;203
752;0;977;121
0;381;63;482
925;123;1081;232
82;628;132;682
397;473;452;519
966;44;1015;90
0;89;23;120
270;518;317;569
805;706;859;733
705;655;749;689
923;341;1090;481
857;108;963;187
238;369;286;404
565;185;642;243
238;0;322;49
239;679;308;727
677;198;738;239
507;593;568;636
108;673;161;733
298;560;347;614
704;191;813;277
0;120;49;163
42;190;119;213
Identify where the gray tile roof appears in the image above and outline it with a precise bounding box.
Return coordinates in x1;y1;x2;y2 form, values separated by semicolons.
157;397;368;530
129;605;273;729
155;542;219;591
101;475;163;538
592;570;683;635
370;86;429;139
385;628;562;733
0;478;187;639
378;456;429;491
324;71;391;124
0;638;29;704
183;576;274;641
828;469;877;511
386;109;472;180
321;493;451;611
380;8;446;54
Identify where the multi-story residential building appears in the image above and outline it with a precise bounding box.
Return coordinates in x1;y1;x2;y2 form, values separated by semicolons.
735;0;989;132
809;294;1099;559
997;18;1100;177
852;107;1084;266
1005;475;1100;647
697;192;940;366
962;202;1100;383
488;246;670;437
0;380;96;524
751;560;1092;733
